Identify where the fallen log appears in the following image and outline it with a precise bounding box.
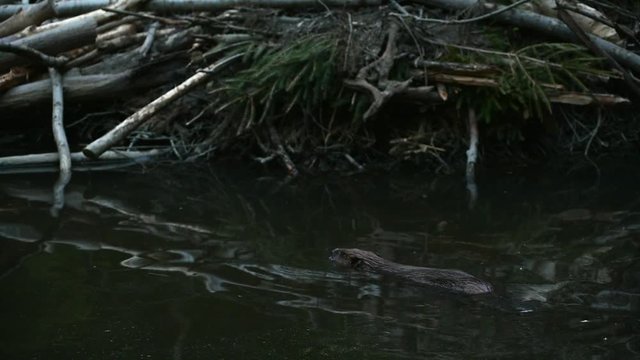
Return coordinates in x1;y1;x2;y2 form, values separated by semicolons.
0;149;168;174
0;56;182;108
0;16;96;71
0;0;384;19
0;0;55;38
0;72;132;108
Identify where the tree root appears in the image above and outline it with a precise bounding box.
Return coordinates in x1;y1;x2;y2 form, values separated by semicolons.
344;21;411;119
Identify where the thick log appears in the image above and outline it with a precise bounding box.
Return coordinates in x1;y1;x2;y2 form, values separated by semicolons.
0;72;132;108
0;60;181;108
0;0;55;38
0;16;96;71
0;0;383;19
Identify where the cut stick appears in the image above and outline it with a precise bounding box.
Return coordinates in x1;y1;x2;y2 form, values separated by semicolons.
49;66;71;217
82;53;242;159
0;149;166;169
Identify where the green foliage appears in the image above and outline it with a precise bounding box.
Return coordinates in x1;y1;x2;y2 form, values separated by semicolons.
218;34;342;131
451;43;610;128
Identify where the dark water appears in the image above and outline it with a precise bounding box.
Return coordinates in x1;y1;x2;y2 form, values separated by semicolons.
0;160;638;359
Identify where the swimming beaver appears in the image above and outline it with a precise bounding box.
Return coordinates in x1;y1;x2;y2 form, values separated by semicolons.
330;248;493;295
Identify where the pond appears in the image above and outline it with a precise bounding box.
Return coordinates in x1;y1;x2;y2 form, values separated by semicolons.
0;160;638;359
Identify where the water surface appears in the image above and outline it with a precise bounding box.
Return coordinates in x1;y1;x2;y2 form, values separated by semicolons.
0;161;638;359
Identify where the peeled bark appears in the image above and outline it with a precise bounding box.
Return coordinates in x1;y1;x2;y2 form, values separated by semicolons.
0;149;167;173
49;66;71;217
82;53;242;159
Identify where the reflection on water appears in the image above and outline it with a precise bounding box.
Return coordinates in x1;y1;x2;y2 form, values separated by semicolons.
0;161;639;359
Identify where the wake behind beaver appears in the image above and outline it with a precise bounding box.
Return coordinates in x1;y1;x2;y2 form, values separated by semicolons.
330;248;493;295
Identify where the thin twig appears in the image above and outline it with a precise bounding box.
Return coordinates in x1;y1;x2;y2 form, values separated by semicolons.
391;0;532;25
266;117;299;177
101;7;186;25
584;107;602;159
0;43;67;68
342;12;353;71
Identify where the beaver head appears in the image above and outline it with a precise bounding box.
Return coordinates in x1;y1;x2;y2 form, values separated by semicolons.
330;248;386;271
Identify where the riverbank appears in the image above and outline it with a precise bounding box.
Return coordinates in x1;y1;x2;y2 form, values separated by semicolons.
0;0;638;178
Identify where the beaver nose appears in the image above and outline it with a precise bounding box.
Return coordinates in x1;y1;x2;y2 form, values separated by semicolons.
329;248;341;261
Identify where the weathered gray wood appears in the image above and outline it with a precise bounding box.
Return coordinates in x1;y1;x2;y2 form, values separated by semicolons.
0;16;96;71
0;0;55;37
0;149;167;173
0;52;184;108
0;72;131;108
49;66;71;217
0;0;383;19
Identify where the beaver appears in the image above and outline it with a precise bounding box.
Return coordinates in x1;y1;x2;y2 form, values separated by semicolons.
330;248;493;295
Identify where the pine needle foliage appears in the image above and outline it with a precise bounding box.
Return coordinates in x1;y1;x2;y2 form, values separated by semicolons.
218;34;342;133
449;43;611;126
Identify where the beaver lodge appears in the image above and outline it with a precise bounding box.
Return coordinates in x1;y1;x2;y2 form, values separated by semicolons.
0;0;638;211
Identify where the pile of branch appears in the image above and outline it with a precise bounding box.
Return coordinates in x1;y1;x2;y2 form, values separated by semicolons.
0;0;638;211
